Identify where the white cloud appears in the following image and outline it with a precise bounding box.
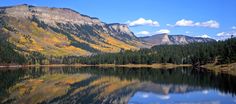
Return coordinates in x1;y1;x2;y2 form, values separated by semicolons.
196;20;219;28
135;29;171;37
166;24;174;27
127;18;160;27
199;34;211;38
217;32;226;36
170;19;220;28
216;32;236;37
156;29;170;34
136;31;150;36
176;19;194;26
185;31;190;34
216;31;236;40
232;26;236;29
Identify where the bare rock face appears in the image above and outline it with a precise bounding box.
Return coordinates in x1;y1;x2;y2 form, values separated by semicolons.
140;33;215;46
169;35;216;44
169;35;188;44
107;23;138;40
161;33;172;44
0;4;148;56
139;33;173;45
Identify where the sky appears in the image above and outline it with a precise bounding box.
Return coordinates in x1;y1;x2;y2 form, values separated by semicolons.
0;0;236;40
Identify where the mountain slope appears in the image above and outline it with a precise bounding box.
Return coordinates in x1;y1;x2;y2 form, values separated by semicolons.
139;33;216;46
0;4;147;56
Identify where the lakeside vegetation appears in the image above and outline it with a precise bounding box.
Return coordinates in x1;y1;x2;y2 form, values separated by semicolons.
1;37;236;68
202;63;236;76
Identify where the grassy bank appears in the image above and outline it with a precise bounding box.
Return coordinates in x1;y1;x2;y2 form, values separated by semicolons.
96;63;191;69
202;63;236;76
0;63;191;69
1;63;236;76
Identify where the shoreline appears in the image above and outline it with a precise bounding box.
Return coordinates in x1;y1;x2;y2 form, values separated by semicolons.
0;63;191;68
201;63;236;76
1;63;236;75
95;63;192;69
0;64;92;68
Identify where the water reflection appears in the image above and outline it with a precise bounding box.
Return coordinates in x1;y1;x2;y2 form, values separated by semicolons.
0;67;235;104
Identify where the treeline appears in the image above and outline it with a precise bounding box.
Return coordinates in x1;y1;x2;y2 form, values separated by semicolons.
79;37;236;66
0;37;236;66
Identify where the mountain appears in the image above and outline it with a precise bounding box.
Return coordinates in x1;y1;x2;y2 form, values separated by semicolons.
139;33;216;46
0;4;147;56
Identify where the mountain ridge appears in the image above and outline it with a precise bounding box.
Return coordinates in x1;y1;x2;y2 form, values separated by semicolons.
0;4;147;57
0;4;216;58
139;33;216;46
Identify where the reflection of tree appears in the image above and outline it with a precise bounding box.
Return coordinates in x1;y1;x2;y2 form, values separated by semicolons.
1;66;236;104
75;67;236;95
0;67;45;101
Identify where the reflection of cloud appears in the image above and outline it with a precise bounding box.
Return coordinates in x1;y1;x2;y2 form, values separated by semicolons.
234;99;236;103
202;90;209;94
156;95;170;100
142;93;149;98
218;92;226;96
172;101;220;104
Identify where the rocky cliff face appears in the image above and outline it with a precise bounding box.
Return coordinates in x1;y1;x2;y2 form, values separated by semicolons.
139;33;172;45
107;23;137;40
169;35;215;44
0;4;147;56
140;33;215;46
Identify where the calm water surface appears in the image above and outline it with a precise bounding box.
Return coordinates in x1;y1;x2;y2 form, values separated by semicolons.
0;66;236;104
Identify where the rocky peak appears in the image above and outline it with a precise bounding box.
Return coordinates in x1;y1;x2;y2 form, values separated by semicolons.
169;35;189;44
108;23;132;34
107;23;137;40
140;33;172;45
162;33;172;44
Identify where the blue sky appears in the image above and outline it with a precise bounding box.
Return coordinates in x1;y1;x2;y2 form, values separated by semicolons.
0;0;236;40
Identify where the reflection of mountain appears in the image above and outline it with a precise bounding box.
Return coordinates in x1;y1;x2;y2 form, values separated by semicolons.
138;82;203;95
2;73;139;104
1;66;236;104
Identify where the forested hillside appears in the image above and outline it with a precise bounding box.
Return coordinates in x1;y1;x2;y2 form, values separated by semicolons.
1;37;235;66
0;38;26;64
79;38;236;66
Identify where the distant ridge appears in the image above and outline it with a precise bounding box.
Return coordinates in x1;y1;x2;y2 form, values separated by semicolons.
139;33;216;46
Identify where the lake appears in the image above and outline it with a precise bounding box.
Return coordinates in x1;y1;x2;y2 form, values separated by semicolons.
0;66;236;104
